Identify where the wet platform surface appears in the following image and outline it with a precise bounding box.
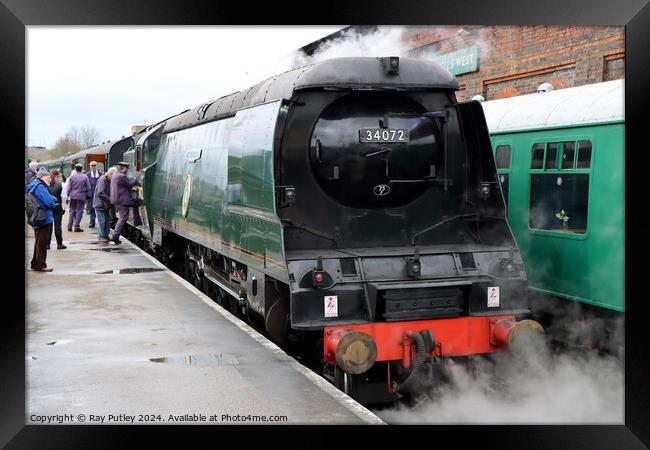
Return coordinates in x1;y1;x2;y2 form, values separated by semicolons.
25;219;383;424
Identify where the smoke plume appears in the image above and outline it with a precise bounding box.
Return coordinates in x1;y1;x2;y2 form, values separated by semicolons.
291;26;409;68
377;334;623;424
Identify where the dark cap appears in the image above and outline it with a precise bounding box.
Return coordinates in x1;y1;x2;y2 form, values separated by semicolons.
117;161;130;167
74;163;83;170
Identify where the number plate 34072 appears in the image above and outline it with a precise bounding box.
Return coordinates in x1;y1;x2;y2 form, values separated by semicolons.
359;128;409;143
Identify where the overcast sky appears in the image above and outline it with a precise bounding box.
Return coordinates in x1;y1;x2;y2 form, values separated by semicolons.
27;26;345;148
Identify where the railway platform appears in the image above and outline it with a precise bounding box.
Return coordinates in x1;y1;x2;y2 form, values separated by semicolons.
25;223;383;424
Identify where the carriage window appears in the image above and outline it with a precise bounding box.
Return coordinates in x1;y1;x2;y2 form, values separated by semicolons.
495;145;511;169
576;140;592;168
531;143;544;169
561;142;576;169
529;174;589;233
529;139;592;234
545;143;559;170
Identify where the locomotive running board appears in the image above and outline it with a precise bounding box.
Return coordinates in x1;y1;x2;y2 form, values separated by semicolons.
201;265;241;300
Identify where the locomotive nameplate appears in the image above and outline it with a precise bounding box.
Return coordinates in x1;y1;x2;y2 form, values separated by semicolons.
359;128;409;143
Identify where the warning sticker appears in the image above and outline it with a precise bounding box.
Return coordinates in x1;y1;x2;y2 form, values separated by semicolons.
487;286;500;307
324;295;338;318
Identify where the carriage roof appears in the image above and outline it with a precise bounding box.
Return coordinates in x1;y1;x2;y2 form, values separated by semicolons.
480;79;624;133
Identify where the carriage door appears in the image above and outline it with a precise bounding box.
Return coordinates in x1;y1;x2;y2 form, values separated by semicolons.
494;142;512;213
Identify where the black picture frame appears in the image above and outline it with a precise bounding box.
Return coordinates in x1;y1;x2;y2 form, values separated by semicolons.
3;1;649;447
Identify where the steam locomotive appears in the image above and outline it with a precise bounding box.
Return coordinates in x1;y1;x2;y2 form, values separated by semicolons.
118;56;542;404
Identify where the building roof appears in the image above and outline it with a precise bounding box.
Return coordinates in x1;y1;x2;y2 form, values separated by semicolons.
163;57;458;133
480;79;624;133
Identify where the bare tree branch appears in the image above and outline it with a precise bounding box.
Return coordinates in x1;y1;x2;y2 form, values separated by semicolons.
48;124;101;158
79;124;100;149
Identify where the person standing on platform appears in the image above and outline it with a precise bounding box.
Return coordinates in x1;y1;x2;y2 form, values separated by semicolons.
85;161;103;229
27;168;57;272
25;161;39;190
109;162;140;244
93;167;116;243
46;169;67;250
66;163;91;232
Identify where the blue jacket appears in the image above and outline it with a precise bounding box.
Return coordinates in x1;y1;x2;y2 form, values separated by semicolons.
27;179;56;229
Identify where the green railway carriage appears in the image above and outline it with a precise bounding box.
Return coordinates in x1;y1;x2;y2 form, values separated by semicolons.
63;146;109;173
88;136;133;170
39;137;132;181
481;80;624;321
40;157;65;173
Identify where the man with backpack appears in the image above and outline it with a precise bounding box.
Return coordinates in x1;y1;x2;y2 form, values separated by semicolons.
26;168;57;272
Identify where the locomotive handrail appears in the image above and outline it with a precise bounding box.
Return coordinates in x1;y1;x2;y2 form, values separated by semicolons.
316;273;506;291
410;213;509;245
280;218;337;244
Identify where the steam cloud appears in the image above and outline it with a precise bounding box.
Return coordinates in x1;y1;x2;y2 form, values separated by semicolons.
377;337;623;424
290;26;409;68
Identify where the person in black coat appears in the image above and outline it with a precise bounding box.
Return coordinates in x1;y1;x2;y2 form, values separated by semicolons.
25;161;39;191
47;169;67;250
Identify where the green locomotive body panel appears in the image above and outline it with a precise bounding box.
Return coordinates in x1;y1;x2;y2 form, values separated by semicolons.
490;121;624;312
121;57;530;333
146;101;289;282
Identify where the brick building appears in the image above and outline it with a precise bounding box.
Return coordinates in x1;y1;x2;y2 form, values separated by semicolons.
301;25;624;102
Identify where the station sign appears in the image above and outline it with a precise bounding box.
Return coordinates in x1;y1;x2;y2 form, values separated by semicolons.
431;45;479;76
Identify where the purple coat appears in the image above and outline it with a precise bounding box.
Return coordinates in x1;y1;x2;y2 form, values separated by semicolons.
110;170;137;206
66;171;92;201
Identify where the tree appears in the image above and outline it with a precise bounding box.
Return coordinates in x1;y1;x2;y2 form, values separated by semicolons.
51;131;80;158
50;124;100;158
78;124;100;149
